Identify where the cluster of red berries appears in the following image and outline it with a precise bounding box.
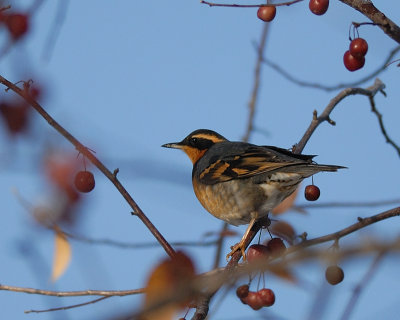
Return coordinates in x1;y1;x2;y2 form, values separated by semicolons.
74;170;95;193
247;238;286;262
325;264;344;285
234;238;285;310
236;284;275;310
0;9;29;40
343;38;368;71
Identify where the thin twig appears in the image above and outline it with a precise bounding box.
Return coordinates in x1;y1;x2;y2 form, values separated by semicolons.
262;46;400;92
339;252;385;320
0;284;145;297
369;95;400;156
295;198;400;210
200;0;303;8
0;75;175;258
25;296;110;314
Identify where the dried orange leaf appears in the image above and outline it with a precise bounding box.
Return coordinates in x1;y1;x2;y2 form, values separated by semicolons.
272;188;298;215
143;251;196;320
51;226;71;282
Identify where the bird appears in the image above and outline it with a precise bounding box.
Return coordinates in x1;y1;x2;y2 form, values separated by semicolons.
162;129;345;260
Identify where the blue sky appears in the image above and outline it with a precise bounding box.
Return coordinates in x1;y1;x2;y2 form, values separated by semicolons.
1;1;400;319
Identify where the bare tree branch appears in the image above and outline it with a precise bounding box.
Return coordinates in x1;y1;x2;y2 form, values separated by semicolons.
0;284;145;297
369;95;400;156
243;23;270;142
262;46;400;92
289;207;400;251
294;78;386;153
0;75;176;259
339;0;400;44
200;0;303;8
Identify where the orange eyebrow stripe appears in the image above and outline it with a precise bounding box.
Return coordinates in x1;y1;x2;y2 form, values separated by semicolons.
191;133;225;143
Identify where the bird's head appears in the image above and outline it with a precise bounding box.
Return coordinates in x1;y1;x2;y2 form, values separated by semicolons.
162;129;227;164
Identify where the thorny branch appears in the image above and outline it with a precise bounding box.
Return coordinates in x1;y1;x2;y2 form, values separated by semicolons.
0;75;176;259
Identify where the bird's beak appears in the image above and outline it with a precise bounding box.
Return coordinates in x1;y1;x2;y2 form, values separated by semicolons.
161;142;184;149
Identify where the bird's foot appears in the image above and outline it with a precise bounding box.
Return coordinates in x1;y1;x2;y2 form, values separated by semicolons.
226;240;247;261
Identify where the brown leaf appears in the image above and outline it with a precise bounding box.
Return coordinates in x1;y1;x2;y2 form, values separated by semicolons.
142;251;196;320
51;226;71;282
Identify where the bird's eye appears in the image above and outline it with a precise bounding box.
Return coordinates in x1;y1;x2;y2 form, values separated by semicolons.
189;137;198;146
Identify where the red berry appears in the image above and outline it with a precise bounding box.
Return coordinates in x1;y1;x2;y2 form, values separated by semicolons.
309;0;329;15
4;13;29;39
244;291;264;310
257;288;275;307
257;6;276;22
74;171;95;193
247;244;270;263
304;185;320;201
343;50;365;71
325;265;344;285
236;284;250;303
349;38;368;59
266;238;286;257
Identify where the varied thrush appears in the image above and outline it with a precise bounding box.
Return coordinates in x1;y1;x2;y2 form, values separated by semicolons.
162;129;344;260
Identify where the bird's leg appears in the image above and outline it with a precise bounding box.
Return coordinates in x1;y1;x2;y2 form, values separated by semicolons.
226;216;257;261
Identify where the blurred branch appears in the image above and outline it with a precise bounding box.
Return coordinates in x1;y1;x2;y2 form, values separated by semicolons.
294;78;386;153
339;0;400;44
0;75;176;259
152;233;400;320
262;46;400;92
42;0;69;61
243;23;270;142
200;0;303;8
0;285;145;297
295;198;400;210
63;230;218;249
212;222;229;269
340;252;385;320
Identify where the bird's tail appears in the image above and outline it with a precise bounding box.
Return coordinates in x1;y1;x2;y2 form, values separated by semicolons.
281;163;346;177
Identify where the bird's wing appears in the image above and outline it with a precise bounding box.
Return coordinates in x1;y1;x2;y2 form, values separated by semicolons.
197;145;313;185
